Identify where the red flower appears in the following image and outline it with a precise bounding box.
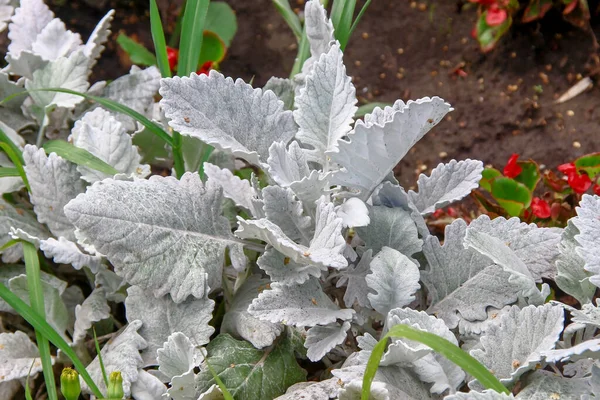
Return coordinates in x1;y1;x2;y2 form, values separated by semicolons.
486;4;508;26
167;47;178;72
531;197;551;219
196;61;213;75
593;184;600;196
568;172;592;194
557;162;577;175
432;209;445;219
503;154;522;178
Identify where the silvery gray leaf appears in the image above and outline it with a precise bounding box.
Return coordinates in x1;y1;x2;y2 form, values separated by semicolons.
248;278;354;327
275;378;342;400
565;301;600;328
444;391;515;399
337;198;370;228
94;264;127;303
328;97;452;200
257;248;324;287
572;194;600;288
72;288;110;344
0;0;14;33
541;338;600;363
294;44;356;167
366;247;421;316
470;304;564;385
336;249;373;308
305;321;351;361
7;0;53;56
0;330;48;382
65;173;240;302
39;237;102;273
264;77;295;110
289;170;332;206
125;285;214;366
304;0;335;58
371;181;429;237
263;185;313;245
168;370;197;400
130;369;168;400
0;265;64;313
4;50;47;80
204;162;263;217
408;159;483;216
0;197;50;262
267;141;311;187
221;275;284;348
515;370;593;400
160;70;296;166
82;10;114;68
363;100;406;127
157;332;204;380
30;18;81;61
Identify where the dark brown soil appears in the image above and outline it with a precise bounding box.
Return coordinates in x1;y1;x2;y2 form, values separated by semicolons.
17;1;600;187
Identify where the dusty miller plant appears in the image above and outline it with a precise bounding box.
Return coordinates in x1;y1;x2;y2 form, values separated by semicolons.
0;0;599;399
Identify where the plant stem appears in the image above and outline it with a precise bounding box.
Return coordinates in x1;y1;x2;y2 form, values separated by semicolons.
172;131;185;178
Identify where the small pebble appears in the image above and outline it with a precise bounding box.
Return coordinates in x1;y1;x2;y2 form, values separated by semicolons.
418;3;427;11
361;32;369;39
510;52;517;58
397;48;404;54
567;110;575;117
379;73;386;79
419;164;428;171
507;84;519;92
573;141;581;148
439;151;448;158
410;1;417;8
460;37;468;44
354;60;361;67
539;72;549;84
396;72;404;79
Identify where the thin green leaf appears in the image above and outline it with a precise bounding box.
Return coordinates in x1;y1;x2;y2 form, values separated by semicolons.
43;140;119;176
150;0;172;78
178;0;210;76
0;167;19;177
93;326;109;388
0;142;30;192
355;102;392;118
172;131;185;178
348;0;372;38
0;238;19;251
0;126;24;164
23;241;58;400
0;282;104;398
205;357;235;400
25;357;35;400
116;33;157;67
272;0;302;40
331;0;356;50
290;25;310;78
362;324;509;400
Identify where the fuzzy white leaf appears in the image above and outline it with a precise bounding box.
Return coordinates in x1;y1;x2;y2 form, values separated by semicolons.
82;320;146;397
168;370;197;400
572;194;600;288
130;369;168;400
304;0;334;58
30;18;81;61
328;97;452;200
363;100;406;127
445;391;515;399
408;159;483;215
157;332;204;380
4;50;47;79
7;0;53;56
541;338;600;363
197;384;225;400
25;50;90;110
0;73;26;111
70;108;149;182
0;198;49;262
371;181;429;237
263;185;313;244
125;285;214;366
94;264;127;303
83;10;114;68
0;265;64;313
337;249;373;308
305;321;351;361
23;145;85;240
366;247;420;316
65;173;241;302
0;0;14;33
0;330;48;382
515;370;593;400
566;301;600;328
204;162;262;216
39;236;102;272
263;77;295;110
221;275;284;348
257;248;324;286
276;378;342;400
289;169;331;206
294;44;356;166
160;70;297;166
337;197;370;228
470;304;564;385
267;141;311;187
72;288;110;343
248;278;354;326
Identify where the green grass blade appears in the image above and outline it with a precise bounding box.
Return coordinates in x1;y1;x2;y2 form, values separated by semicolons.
205;357;234;400
362;324;509;400
178;0;210;76
0;238;19;251
116;33;157;66
25;360;35;400
348;0;372;38
330;0;356;50
272;0;302;40
290;25;310;78
0;126;24;164
150;0;172;78
43;140;119;176
23;242;58;400
0;142;30;192
0;282;104;398
0;166;19;177
93;326;109;388
172;131;185;178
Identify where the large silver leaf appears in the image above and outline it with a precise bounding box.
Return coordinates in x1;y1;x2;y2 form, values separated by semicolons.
125;285;214;366
39;236;102;273
371;181;429;237
267;141;311;187
366;247;420;316
408;159;483;216
572;194;600;288
337;249;373;308
160;70;297;166
0;330;49;382
304;0;334;58
263;185;313;245
204;162;262;216
65;173;241;302
7;0;53;56
328;97;451;200
30;18;81;61
305;321;351;361
470;304;564;385
294;44;356;167
221;275;284;348
157;332;204;380
23;145;85;241
257;248;325;286
248;278;354;327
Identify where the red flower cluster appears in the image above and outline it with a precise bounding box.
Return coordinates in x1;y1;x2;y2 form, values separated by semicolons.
558;162;592;194
470;0;508;26
531;197;551;219
503;154;522;178
166;47;213;75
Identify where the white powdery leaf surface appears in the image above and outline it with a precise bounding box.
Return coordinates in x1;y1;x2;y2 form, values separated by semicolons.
0;198;49;262
82;320;146;397
289;170;331;206
363;100;406;127
305;321;351;361
65;173;241;302
371;181;429;238
7;0;53;56
70;108;149;182
25;50;90;110
72;288;110;344
336;197;370;228
236;196;346;270
541;338;600;364
276;378;342;400
125;285;214;366
0;0;14;33
160;70;297;166
23;145;85;241
470;304;564;385
328;97;452;200
82;10;114;68
304;0;334;58
263;185;313;245
294;44;357;166
39;236;102;273
468;215;561;281
257;248;324;286
336;249;373;308
248;278;354;327
572;194;600;288
408;159;483;216
516;370;593;400
263;77;295;110
30;18;81;61
4;50;47;80
204;162;262;216
267;141;311;187
157;332;204;380
366;247;420;316
130;369;168;400
0;330;48;382
221;275;284;348
445;391;515;399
